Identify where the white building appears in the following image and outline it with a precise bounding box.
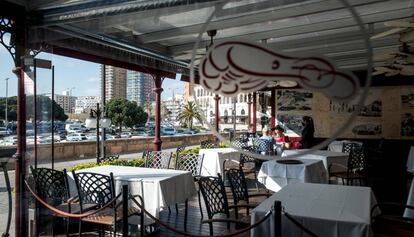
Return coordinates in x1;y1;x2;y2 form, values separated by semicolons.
162;94;184;125
75;96;100;114
47;92;77;114
193;85;250;129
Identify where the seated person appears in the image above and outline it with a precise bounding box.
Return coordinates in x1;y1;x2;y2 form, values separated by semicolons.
260;127;273;142
272;125;291;150
258;127;275;155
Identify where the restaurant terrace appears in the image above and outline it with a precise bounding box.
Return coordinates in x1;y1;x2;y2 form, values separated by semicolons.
0;0;414;236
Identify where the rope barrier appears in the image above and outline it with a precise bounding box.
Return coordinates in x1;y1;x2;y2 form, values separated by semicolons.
129;194;273;237
25;180;120;219
26;180;276;237
283;211;319;237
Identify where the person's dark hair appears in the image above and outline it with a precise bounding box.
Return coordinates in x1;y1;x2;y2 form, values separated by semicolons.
302;116;315;132
274;125;285;133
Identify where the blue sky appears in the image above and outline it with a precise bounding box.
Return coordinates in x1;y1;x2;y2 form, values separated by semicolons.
0;43;184;99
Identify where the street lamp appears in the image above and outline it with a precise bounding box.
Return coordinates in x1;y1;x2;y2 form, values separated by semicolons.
4;77;9;126
85;103;111;163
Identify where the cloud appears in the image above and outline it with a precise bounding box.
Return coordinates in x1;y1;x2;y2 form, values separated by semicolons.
87;77;99;83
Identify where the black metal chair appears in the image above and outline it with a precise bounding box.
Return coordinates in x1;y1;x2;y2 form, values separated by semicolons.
232;139;247;149
98;154;120;163
175;153;204;226
200;140;218;149
175;145;187;158
30;167;73;236
72;171;144;236
239;153;260;189
175;153;204;177
331;145;367;185
142;150;150;160
371;203;414;237
198;174;250;235
144;151;172;169
254;139;273;155
342;142;360;153
226;168;271;219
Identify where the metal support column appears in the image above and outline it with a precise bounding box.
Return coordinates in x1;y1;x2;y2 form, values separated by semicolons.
271;88;276;128
153;74;163;151
214;94;220;140
252;92;257;133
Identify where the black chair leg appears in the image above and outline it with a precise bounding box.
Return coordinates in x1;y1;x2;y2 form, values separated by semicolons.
197;190;204;221
175;203;179;214
78;220;82;237
140;211;144;237
168;206;171;214
209;223;213;236
184;199;188;231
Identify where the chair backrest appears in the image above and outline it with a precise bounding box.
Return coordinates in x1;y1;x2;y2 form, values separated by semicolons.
31;166;70;204
175;153;204;176
176;145;187;156
342;142;359;153
198;174;230;219
226;168;249;205
239;153;256;167
254;139;272;154
232;139;247;149
72;171;115;211
98;154;119;163
348;145;366;171
200;140;218;149
141;151;151;160
145;151;172;169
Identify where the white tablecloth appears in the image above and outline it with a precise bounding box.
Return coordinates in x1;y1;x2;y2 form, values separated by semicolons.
404;177;414;218
257;159;327;192
251;183;378;237
282;149;349;173
199;148;240;176
328;140;363;152
69;165;196;224
406;146;414;173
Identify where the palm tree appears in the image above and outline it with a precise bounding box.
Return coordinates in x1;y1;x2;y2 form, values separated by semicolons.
177;101;203;129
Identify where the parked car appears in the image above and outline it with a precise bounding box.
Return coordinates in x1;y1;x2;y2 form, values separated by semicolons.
3;136;18;145
0;127;7;136
120;132;132;138
132;131;147;137
105;134;120;140
66;133;87;141
160;127;176;135
183;129;197;134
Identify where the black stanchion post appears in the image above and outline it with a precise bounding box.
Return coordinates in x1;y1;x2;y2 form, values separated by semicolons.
274;201;282;237
122;185;128;236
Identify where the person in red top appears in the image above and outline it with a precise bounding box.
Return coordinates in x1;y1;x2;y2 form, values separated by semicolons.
272;125;290;150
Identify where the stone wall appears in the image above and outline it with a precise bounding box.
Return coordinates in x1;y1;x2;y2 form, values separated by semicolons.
0;133;229;162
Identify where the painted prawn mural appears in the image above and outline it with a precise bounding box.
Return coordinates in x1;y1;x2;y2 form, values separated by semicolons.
199;40;359;101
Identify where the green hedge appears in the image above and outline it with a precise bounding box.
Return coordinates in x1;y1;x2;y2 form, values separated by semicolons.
71;144;230;171
179;143;229;155
70;158;145;171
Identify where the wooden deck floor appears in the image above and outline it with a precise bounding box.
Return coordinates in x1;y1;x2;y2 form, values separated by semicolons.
38;177;263;237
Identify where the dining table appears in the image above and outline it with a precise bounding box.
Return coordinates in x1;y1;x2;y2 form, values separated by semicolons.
251;183;378;237
198;147;240;176
282;149;349;173
257;159;327;192
68;165;196;224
